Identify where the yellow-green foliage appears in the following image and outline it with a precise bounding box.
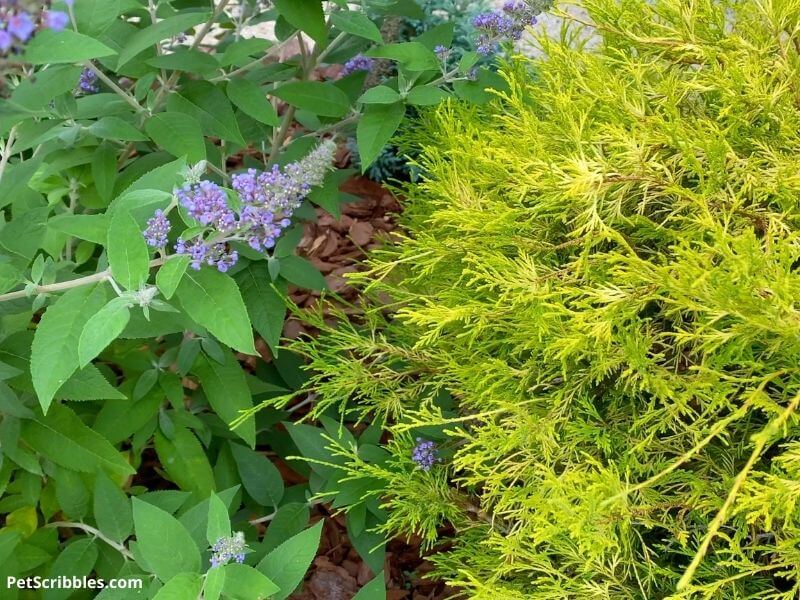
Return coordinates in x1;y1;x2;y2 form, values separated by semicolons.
294;0;800;597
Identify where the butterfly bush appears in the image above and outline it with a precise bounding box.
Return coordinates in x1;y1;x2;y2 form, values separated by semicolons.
341;54;374;76
209;532;248;568
412;438;439;471
0;0;69;54
77;67;99;94
144;140;337;273
472;0;553;54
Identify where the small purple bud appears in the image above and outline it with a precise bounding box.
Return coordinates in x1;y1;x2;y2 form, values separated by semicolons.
8;13;35;42
341;54;374;76
44;11;70;32
143;209;171;248
78;68;100;94
0;31;12;52
412;438;440;471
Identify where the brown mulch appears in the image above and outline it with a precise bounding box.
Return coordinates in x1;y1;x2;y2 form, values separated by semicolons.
282;173;402;341
292;510;454;600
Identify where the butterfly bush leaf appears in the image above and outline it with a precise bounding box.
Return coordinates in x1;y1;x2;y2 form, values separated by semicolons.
192;353;256;447
78;299;131;368
156;255;190;300
31;284;107;413
222;564;280;600
20;404;134;480
206;493;230;547
94;470;133;544
107;210;150;291
117;13;210;68
132;498;201;582
24;30;116;64
229;442;284;507
175;268;256;355
256;522;323;600
357;102;405;170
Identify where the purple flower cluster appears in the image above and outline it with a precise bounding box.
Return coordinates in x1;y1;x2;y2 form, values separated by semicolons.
145;141;337;273
176;180;236;231
77;67;99;94
472;0;552;55
175;238;239;273
210;532;247;568
412;438;439;471
0;1;70;55
144;210;170;248
341;54;374;76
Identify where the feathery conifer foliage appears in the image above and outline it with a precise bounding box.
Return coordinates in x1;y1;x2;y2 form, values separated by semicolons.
291;0;800;597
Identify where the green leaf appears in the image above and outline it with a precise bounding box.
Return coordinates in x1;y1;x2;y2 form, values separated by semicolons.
271;81;350;118
175;268;256;355
24;30;116;64
117;12;211;68
146;50;220;75
273;0;327;43
152;573;203;600
229;442;284;507
222;564;280;600
154;427;216;496
10;65;83;112
192;352;255;447
220;38;271;67
74;0;121;36
406;85;449;106
357;102;405;170
89;117;148;142
78;299;132;367
20;403;135;480
285;422;346;478
279;255;327;291
123;157;187;195
458;51;479;73
48;214;109;245
414;22;455;50
56;365;126;401
30;284;107;413
132;497;201;582
226;79;280;126
156;255;190;300
358;86;402;105
331;12;383;43
369;0;424;19
206;493;230;547
352;572;386;600
452;68;508;104
92;143;117;203
236;264;287;355
366;42;438;71
177;486;239;550
94;470;133;544
108;209;151;291
257;522;323;600
203;567;226;600
348;516;385;574
145;112;206;164
262;503;311;553
169;81;245;146
108;189;173;227
44;539;98;600
0;263;20;295
0;206;48;260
